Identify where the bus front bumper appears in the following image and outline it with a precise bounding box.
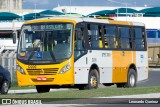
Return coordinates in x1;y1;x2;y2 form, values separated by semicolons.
16;70;74;86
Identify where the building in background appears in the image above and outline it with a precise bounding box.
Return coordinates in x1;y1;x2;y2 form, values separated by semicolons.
0;0;23;10
53;6;146;16
1;4;160;70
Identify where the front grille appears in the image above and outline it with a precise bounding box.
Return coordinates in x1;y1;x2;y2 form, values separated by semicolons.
43;68;59;75
27;69;41;75
27;68;59;75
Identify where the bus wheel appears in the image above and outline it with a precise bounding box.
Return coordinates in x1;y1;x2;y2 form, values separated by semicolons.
125;69;137;88
88;69;99;89
78;69;99;90
36;85;50;93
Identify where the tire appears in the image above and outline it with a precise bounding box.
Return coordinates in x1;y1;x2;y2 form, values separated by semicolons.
78;69;99;90
87;69;99;89
36;85;50;93
124;69;137;88
1;81;9;94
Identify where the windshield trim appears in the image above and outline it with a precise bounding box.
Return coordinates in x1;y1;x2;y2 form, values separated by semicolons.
17;22;74;65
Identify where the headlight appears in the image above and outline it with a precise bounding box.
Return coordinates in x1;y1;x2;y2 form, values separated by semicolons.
60;63;71;74
16;64;25;74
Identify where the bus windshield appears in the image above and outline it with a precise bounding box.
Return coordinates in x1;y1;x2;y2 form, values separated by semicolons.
17;23;73;64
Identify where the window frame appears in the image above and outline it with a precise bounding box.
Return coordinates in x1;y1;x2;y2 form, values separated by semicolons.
75;22;147;52
74;22;88;61
117;25;133;50
87;23;103;49
132;26;147;51
103;24;118;49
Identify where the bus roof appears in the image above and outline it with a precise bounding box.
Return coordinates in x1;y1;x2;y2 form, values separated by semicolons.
24;16;145;27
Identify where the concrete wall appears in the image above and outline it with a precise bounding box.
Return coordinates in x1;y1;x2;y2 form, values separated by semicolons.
0;21;24;30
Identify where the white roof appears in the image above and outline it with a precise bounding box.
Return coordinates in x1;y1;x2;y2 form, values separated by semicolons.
53;6;148;16
26;16;110;24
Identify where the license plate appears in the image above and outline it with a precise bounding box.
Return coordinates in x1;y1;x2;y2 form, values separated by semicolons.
37;77;47;81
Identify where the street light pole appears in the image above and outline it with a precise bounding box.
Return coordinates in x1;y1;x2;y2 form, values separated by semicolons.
69;0;71;14
34;3;37;19
117;8;118;18
134;2;136;7
107;0;120;20
126;3;127;17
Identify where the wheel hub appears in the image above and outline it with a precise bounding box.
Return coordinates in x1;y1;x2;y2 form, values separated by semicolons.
90;76;97;87
3;82;8;92
130;74;135;87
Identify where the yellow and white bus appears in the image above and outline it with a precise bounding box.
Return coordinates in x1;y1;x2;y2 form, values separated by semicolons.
15;17;148;93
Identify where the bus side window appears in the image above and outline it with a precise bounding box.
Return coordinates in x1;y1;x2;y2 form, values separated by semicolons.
98;26;103;48
99;35;103;48
88;24;99;49
134;27;146;50
88;35;91;47
74;26;85;59
104;34;109;48
77;30;83;50
104;25;117;48
87;25;92;48
87;24;104;49
115;39;118;48
118;26;131;49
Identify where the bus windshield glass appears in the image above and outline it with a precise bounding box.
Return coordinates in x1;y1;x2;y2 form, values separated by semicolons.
17;23;73;64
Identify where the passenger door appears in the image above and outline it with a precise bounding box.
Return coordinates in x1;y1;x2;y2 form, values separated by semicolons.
74;23;87;61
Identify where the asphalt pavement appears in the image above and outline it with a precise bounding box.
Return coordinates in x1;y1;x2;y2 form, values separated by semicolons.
137;69;160;87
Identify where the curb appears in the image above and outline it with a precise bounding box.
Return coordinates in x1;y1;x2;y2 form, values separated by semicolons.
99;93;160;98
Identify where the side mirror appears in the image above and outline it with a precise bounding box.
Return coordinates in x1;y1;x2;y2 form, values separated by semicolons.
13;32;17;44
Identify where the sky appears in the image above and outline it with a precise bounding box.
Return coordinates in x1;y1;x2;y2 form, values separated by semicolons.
23;0;160;9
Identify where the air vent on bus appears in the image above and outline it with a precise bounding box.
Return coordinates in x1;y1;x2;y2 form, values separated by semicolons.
27;68;59;75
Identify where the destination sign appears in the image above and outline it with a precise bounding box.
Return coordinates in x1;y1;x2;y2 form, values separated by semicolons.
23;24;73;31
31;24;64;30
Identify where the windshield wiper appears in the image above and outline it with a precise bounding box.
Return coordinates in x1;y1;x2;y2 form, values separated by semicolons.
49;50;56;62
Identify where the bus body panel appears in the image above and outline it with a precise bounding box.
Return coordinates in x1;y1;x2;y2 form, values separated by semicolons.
136;51;148;81
99;67;112;83
74;50;113;84
74;54;89;84
112;51;134;83
74;50;149;84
